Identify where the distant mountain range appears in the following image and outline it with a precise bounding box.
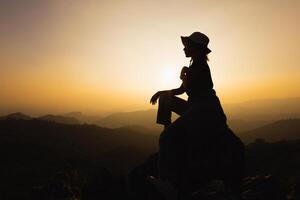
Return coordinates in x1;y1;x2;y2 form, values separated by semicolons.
64;111;103;123
0;112;80;125
223;97;300;121
38;114;80;124
1;97;299;134
94;109;161;131
93;97;300;132
0;110;273;133
94;109;272;133
239;119;300;144
1;112;300;144
228;119;270;133
0;112;32;120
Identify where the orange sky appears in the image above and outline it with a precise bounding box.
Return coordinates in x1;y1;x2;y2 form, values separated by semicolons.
0;0;299;115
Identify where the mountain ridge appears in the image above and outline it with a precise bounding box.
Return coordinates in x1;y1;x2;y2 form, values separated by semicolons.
240;118;300;143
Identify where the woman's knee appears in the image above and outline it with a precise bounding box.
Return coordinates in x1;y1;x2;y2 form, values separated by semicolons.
159;92;172;103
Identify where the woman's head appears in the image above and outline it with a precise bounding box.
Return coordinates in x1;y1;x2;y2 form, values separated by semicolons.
181;32;211;61
183;41;210;61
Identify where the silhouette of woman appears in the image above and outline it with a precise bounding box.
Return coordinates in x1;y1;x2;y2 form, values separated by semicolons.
150;32;226;129
150;32;244;199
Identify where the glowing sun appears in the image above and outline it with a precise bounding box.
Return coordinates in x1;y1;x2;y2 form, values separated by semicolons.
160;67;179;87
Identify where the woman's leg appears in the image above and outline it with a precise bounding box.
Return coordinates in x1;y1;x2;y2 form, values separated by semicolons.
156;92;188;126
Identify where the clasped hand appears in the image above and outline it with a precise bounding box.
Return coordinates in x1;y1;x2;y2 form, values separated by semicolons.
150;90;170;105
180;66;189;80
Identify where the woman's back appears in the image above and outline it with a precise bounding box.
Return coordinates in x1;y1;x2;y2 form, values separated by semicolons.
184;60;214;100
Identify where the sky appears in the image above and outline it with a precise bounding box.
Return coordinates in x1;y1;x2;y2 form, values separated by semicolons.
0;0;299;115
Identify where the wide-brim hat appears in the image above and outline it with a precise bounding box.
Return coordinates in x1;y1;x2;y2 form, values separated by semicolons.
181;32;211;54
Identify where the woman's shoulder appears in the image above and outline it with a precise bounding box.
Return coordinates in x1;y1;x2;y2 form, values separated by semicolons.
190;63;210;73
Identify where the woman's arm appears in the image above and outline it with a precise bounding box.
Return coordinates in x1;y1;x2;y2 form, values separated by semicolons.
150;90;168;105
170;83;185;95
150;67;187;105
150;83;185;105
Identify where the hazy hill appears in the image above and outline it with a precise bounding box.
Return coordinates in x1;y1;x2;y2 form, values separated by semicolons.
96;109;161;131
92;97;300;133
95;109;271;133
0;118;157;154
0;119;158;169
114;124;158;135
224;97;300;121
0;112;32;120
63;111;86;121
0;119;158;198
38;114;81;124
1;97;298;133
240;119;300;144
228;119;270;133
63;111;102;124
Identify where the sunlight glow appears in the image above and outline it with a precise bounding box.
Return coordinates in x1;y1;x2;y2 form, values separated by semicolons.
0;1;299;114
160;67;180;87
